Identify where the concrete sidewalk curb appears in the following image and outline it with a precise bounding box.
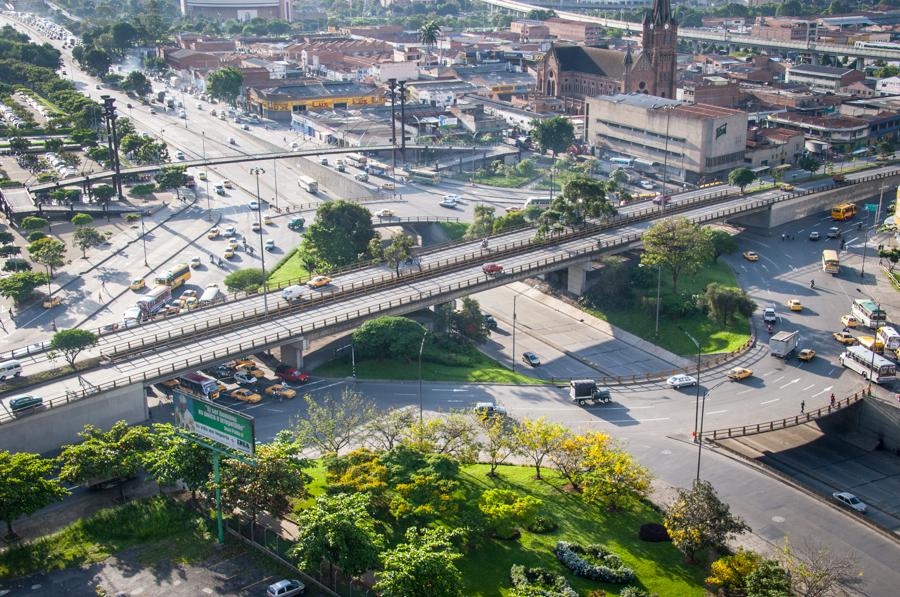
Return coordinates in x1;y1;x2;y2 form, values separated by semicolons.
700;435;900;547
314;376;561;387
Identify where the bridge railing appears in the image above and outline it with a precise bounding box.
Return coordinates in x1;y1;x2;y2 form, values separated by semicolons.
700;391;865;441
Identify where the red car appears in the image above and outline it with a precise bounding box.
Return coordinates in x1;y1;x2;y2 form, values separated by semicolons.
652;194;671;206
275;366;310;383
482;263;504;275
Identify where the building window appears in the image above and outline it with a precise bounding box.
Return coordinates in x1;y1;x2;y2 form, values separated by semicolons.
639;81;646;90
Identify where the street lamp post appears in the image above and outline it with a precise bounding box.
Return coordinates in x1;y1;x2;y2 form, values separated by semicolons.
417;331;428;424
512;294;518;373
202;132;211;221
638;263;662;336
682;328;703;455
140;211;148;267
250;167;268;316
861;185;886;279
272;159;279;209
856;288;881;393
695;380;728;481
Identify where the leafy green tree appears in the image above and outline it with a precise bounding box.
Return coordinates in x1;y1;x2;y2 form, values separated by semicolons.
525;8;556;20
217;433;310;525
479;488;542;539
561;175;615;221
143;55;168;72
8;137;30;155
664;480;750;563
20;216;49;233
464;204;496;239
223;268;265;292
291;492;385;578
0;231;13;245
475;413;517;476
144;424;212;501
0;245;21;258
798;155;821;175
71;213;93;227
376;527;464;597
707;228;738;262
58;421;153;501
122;70;152;97
877;140;895;158
110;22;139;50
73;226;107;258
728;167;756;193
703;283;756;326
353;316;428;360
384;233;415;275
776;0;803;16
27;237;65;294
3;257;29;272
155;166;189;196
301;200;376;268
80;46;112;76
0;271;48;304
514;417;566;480
405;413;481;464
50;329;98;367
493;211;527;233
0;451;69;539
207;66;244;105
641;217;712;293
745;560;792;597
529;115;574;156
419;20;442;52
292;388;376;455
451;296;489;343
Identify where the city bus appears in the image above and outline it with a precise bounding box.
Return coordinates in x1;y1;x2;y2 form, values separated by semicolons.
840;345;896;384
851;298;887;328
178;372;220;399
346;153;367;168
831;203;857;221
821;249;840;275
297;175;318;194
154;263;191;288
366;159;389;177
409;168;441;184
876;326;900;351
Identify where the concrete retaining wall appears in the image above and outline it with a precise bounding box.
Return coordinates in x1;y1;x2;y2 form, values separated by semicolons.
841;396;900;453
294;157;378;201
0;383;147;455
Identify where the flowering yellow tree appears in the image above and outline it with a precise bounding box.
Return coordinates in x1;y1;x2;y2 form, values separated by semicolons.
549;431;611;492
580;439;652;511
514;417;566;480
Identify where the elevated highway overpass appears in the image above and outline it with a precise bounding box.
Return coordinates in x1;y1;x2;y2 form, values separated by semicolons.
3;164;898;439
477;0;900;61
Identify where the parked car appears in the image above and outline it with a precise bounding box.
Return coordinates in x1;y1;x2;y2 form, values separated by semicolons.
267;579;306;597
522;352;541;367
832;491;867;513
666;374;697;389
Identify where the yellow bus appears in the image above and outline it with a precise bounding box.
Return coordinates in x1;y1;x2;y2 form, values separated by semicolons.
831;203;857;221
821;249;839;275
154;263;191;288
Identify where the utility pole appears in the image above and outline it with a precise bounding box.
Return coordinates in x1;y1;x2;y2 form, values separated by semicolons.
250;167;268;316
398;80;408;156
101;96;123;203
387;78;398;172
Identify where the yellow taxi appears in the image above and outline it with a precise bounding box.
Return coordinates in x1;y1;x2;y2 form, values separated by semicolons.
726;367;753;381
381;182;396;191
833;331;857;345
798;348;816;362
197;171;207;181
229;358;256;370
840;315;859;328
207;227;221;239
223;180;234;189
265;383;297;400
307;275;332;288
778;183;794;191
130;278;145;291
181;296;199;310
235;362;266;379
787;299;803;312
228;238;240;249
263;215;273;225
42;296;62;309
223;247;235;259
742;251;759;262
506;206;522;213
230;388;261;403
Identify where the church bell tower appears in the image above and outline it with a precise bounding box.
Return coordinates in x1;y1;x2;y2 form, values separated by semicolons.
642;0;678;99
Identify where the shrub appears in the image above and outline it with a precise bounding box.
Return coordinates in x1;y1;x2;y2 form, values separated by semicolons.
554;541;636;584
619;588;652;597
587;591;606;597
480;489;542;540
527;515;558;534
129;183;156;196
638;522;670;542
509;565;577;597
27;231;46;242
3;258;31;272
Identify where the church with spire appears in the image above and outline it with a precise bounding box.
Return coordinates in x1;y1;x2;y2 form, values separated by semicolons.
536;0;678;106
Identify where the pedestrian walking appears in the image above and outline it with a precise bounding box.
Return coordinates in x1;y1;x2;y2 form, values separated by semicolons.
800;400;806;413
830;393;836;407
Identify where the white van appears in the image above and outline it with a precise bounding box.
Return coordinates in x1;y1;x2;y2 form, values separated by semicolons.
523;196;552;211
281;285;304;302
0;359;22;380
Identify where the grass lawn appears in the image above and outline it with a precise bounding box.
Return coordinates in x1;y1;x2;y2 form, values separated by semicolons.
584;261;751;356
0;496;215;579
266;248;308;288
314;352;546;385
450;172;536;188
437;220;469;241
297;463;706;596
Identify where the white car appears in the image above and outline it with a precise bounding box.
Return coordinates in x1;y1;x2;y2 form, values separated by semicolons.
281;285;304;302
832;491;867;513
638;179;655;190
175;150;185;160
223;225;237;236
248;200;260;210
442;194;460;205
666;374;697;389
233;371;257;385
440;197;457;208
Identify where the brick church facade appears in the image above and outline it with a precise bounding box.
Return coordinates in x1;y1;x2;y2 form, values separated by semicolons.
536;0;678;102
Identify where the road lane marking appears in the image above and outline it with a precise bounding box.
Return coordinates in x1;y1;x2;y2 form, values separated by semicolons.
812;386;833;398
779;378;800;390
763;371;774;377
308;380;347;392
395;393;417;396
737;388;755;395
706;410;728;415
432;388;468;392
800;384;815;392
772;375;785;383
760;398;780;405
580;417;671;424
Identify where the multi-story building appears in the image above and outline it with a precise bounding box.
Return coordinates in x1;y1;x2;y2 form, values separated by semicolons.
179;0;291;21
750;17;818;43
765;113;870;153
785;64;865;93
680;76;741;108
510;19;551;41
586;93;748;183
744;127;805;169
406;79;480;107
247;81;383;121
545;18;604;45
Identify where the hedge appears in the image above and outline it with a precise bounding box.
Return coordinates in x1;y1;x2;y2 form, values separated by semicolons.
129;183;156;196
509;565;578;597
554;541;636;584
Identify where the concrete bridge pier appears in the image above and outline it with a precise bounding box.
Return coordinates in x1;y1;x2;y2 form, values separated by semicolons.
567;260;591;295
279;338;309;369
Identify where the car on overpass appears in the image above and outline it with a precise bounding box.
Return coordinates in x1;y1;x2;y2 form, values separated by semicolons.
307;275;331;289
9;395;43;416
376;209;394;218
482;263;504;275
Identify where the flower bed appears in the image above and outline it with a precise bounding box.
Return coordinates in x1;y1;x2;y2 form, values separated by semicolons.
554;541;636;584
510;564;578;597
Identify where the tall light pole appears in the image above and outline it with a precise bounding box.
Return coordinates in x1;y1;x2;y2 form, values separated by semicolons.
856;287;881;393
511;294;518;373
695;380;728;481
640;263;662;336
417;331;428;424
250;167;269;316
682;328;703;456
140;211;148;267
202;132;211;221
272;158;279;209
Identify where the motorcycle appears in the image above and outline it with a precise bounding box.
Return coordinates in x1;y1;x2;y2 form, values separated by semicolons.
767;323;774;334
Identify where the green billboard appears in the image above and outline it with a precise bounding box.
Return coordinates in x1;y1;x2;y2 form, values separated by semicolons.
173;390;255;455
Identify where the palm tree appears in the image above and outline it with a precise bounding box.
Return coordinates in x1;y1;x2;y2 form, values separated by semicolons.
419;20;442;65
